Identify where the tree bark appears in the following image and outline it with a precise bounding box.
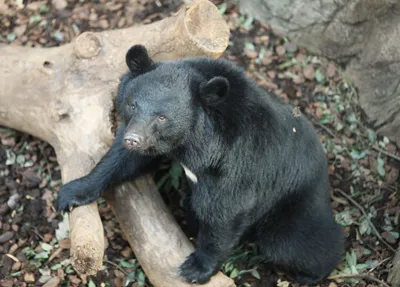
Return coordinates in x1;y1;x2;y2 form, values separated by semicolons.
0;0;235;286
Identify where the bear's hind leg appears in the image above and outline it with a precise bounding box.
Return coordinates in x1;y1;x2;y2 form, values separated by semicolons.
255;214;344;285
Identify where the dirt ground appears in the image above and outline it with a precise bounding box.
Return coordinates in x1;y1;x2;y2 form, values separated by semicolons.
0;0;399;287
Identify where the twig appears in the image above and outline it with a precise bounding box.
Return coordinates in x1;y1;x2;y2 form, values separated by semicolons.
369;257;391;273
328;273;390;287
311;119;339;139
47;248;63;263
104;259;128;276
31;228;45;241
335;188;396;253
372;145;400;162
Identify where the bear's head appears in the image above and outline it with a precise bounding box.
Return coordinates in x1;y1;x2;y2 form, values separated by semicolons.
118;45;230;156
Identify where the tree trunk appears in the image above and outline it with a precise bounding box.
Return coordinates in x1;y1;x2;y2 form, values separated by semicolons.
240;0;400;148
0;0;235;286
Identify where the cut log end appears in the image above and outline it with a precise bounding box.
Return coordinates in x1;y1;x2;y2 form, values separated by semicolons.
74;32;102;59
69;202;104;275
183;0;230;58
70;245;103;275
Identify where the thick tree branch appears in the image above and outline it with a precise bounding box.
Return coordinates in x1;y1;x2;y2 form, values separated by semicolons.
0;0;234;286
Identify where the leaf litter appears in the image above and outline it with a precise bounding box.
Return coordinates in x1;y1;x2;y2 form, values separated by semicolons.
0;0;399;286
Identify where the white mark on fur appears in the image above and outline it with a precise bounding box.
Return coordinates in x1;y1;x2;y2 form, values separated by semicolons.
181;163;198;184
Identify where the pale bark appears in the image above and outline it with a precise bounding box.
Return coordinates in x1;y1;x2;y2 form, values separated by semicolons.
0;0;235;286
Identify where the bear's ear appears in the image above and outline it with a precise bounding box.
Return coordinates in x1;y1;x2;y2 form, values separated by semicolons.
200;76;229;105
125;45;153;75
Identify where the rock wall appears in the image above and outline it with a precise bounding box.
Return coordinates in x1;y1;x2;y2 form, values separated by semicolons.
241;0;400;147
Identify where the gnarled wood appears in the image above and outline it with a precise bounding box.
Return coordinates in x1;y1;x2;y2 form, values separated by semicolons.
0;0;234;286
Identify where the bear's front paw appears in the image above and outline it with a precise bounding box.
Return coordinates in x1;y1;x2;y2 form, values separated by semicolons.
179;252;218;284
56;178;95;212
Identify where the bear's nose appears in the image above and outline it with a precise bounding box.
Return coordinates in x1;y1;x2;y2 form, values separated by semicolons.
124;134;144;148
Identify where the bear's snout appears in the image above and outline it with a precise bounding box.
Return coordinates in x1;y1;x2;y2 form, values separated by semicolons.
124;134;144;149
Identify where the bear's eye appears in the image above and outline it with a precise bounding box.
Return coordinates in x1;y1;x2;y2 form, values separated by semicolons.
158;115;167;122
130;104;135;111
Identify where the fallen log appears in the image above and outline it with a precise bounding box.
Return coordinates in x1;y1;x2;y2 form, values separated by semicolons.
0;0;234;286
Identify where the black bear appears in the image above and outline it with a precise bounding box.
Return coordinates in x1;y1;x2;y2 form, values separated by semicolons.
57;45;344;285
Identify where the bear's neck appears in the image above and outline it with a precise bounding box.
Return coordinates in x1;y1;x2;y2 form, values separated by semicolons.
173;110;217;171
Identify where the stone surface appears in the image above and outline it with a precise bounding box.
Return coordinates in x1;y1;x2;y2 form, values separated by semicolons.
241;0;400;147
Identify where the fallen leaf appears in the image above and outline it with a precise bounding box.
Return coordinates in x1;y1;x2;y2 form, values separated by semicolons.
382;231;397;244
55;214;70;241
245;48;258;59
68;275;81;285
315;69;326;83
327;62;336;77
11;261;21;271
261;57;273;66
303;64;315;80
377;157;386;177
0;231;14;243
59;239;71;249
386;167;399;184
121;247;132;258
277;279;290;287
276;45;286;56
267;71;276;79
285;42;297;53
24;272;35;283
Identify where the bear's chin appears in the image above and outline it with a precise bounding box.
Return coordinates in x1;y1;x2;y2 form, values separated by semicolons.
128;146;163;157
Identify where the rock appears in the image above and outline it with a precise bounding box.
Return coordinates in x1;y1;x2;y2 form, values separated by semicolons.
0;231;14;243
241;0;400;148
43;277;61;287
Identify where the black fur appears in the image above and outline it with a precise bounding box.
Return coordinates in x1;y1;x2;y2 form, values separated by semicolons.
57;45;344;285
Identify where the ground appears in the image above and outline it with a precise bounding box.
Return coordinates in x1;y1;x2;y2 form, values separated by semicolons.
0;0;399;287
